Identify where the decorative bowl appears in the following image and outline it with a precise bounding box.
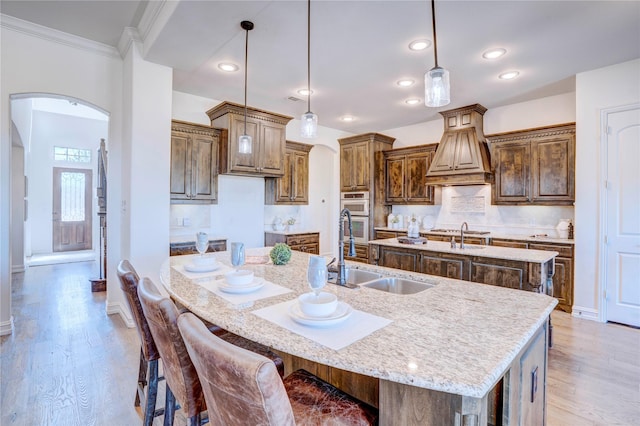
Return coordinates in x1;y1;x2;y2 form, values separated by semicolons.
298;292;338;318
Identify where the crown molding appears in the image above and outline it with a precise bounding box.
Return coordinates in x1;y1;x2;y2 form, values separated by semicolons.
0;13;120;59
117;27;143;58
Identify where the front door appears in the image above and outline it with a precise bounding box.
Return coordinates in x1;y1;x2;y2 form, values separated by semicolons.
604;106;640;327
52;167;92;252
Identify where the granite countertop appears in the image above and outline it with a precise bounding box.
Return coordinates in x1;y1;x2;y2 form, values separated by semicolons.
370;238;558;263
161;250;556;399
374;226;575;245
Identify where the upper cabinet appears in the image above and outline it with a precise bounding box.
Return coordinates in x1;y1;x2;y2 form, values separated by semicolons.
170;120;220;204
340;140;370;191
489;123;575;205
206;102;293;177
265;141;313;205
384;144;437;205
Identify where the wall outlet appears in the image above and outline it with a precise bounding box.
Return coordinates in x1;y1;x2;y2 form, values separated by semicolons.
183;217;191;227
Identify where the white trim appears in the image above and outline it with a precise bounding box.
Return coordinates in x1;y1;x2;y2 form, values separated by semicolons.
106;301;135;329
571;306;600;322
117;27;142;59
11;264;25;273
0;316;14;336
0;14;120;58
599;102;640;323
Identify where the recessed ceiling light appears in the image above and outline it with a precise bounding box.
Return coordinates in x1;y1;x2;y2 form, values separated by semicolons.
405;98;421;105
482;48;507;60
340;116;355;122
218;63;239;72
297;89;314;96
498;71;520;80
409;39;431;51
397;79;415;87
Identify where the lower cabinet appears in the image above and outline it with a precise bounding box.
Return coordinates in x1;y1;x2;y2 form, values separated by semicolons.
264;232;319;255
420;253;469;280
169;239;227;256
374;230;407;240
344;243;369;263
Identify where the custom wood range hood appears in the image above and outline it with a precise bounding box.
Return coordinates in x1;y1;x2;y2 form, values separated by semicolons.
425;104;493;186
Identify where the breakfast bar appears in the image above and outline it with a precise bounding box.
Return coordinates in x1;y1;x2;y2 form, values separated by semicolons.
161;249;557;425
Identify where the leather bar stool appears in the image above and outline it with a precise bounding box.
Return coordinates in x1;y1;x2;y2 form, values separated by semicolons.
178;312;379;426
116;260;164;426
137;277;285;426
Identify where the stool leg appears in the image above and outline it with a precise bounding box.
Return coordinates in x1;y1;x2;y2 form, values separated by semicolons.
163;386;176;426
135;347;148;407
144;359;159;426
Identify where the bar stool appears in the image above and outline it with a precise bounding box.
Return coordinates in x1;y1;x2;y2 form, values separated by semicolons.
116;260;164;426
137;277;285;425
178;312;379;426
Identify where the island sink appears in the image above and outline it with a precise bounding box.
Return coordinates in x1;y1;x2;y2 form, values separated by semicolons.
363;277;434;295
328;268;382;286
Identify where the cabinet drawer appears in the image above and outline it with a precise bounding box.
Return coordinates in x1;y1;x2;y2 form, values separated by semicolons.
287;233;319;246
491;239;529;249
375;230;399;240
344;244;369;263
529;243;573;258
290;243;319;255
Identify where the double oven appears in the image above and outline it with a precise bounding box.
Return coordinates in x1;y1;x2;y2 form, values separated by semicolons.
340;192;369;244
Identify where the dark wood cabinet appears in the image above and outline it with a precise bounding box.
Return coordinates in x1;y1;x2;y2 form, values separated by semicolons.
489;123;575;205
170;120;220;204
345;244;370;264
207;101;292;177
377;246;420;272
424;234;488;245
340;141;370;191
374;230;407;239
265;232;319;255
470;258;527;290
492;238;574;313
265;141;313;204
170;238;227;256
419;253;468;280
384;144;436;205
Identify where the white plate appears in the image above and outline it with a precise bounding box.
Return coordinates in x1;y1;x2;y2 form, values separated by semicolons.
218;277;265;294
288;301;353;327
184;262;220;273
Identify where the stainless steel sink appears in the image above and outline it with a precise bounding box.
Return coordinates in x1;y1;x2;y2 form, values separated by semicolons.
327;268;382;286
362;277;434;295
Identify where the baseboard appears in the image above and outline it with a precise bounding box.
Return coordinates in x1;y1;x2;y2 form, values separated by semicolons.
571;306;600;322
11;264;25;273
0;316;14;336
106;301;135;328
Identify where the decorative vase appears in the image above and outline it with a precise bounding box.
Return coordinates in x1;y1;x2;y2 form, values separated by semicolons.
556;219;571;239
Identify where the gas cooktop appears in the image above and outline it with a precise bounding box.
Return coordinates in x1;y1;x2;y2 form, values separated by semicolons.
428;228;491;235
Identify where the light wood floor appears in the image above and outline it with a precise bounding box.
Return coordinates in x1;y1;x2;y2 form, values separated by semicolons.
1;262;638;425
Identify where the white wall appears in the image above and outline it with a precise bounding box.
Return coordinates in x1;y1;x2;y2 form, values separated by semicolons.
1;16;124;335
574;58;640;321
11;145;25;272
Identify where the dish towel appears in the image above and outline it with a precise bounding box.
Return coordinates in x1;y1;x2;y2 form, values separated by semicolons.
252;300;392;351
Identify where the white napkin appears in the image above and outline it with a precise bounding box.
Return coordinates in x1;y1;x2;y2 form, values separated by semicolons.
198;279;293;306
252;300;393;351
172;263;233;280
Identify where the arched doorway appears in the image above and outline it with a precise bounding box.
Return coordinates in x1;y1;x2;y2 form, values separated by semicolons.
10;94;109;269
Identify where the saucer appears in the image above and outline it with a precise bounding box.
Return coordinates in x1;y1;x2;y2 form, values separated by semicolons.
288;301;352;327
218;277;265;294
184;262;220;273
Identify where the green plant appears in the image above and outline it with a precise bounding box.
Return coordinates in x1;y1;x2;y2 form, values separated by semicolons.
270;243;292;265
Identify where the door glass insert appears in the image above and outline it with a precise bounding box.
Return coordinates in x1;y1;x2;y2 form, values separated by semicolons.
60;172;86;222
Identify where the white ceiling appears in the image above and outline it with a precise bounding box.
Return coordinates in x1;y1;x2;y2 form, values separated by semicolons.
2;0;639;133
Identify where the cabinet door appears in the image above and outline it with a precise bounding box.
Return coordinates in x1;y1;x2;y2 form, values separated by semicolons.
551;257;573;312
273;150;294;202
170;132;191;200
375;230;398;240
531;135;575;204
385;156;406;203
471;259;525;290
493;142;530;204
420;254;467;280
260;121;286;176
341;142;370;191
191;133;217;202
292;151;309;203
519;327;547;426
406;152;432;203
228;114;260;172
491;239;529;249
379;247;418;272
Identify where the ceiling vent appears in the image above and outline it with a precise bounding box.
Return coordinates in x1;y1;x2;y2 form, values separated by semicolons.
287;96;303;102
425;104;493;186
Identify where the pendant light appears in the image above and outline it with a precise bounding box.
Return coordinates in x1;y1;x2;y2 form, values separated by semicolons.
301;0;318;138
425;0;450;107
239;20;254;154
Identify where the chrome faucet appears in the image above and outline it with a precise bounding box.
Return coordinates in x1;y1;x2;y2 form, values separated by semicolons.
336;208;356;286
460;221;469;249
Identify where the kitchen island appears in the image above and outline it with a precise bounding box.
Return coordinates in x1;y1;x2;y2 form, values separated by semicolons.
369;238;558;296
161;250;557;425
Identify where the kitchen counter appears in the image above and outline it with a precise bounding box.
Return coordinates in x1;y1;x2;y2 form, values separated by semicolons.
263;229;320;236
161;250;556;425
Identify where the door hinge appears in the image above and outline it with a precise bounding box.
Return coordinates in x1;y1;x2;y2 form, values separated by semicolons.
604;235;608;245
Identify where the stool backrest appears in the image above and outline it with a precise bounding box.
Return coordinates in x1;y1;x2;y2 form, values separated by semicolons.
178;312;295;426
137;278;205;418
116;260;159;361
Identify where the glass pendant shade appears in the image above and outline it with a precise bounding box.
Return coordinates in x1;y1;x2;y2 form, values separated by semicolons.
301;111;318;138
425;66;450;107
238;134;252;154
